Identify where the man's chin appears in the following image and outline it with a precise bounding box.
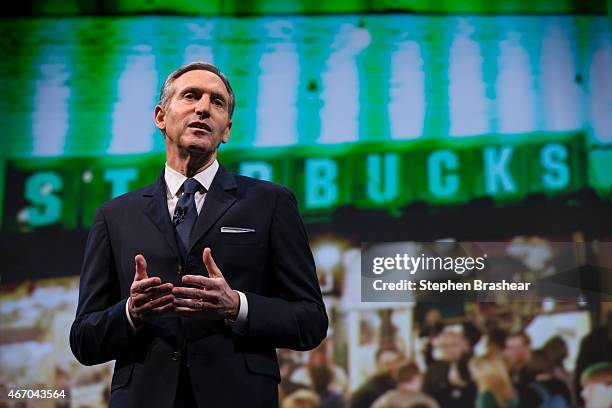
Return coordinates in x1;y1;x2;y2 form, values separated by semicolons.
180;135;213;150
185;144;215;156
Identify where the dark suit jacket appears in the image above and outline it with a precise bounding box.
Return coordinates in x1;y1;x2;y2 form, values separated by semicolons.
424;359;476;407
70;165;328;407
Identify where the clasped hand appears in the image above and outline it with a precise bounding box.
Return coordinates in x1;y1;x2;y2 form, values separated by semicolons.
127;248;239;326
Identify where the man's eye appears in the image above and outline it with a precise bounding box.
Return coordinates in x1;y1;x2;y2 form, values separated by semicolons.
213;98;225;106
184;93;196;99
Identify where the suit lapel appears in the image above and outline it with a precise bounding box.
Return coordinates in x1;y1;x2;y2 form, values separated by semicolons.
188;165;238;255
141;170;181;257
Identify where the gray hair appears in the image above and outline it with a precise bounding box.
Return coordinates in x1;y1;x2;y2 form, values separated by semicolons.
158;61;235;118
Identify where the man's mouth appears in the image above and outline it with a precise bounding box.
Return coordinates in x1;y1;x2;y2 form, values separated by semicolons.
187;121;212;132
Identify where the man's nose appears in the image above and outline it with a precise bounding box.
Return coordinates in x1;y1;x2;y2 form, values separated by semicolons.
195;96;210;116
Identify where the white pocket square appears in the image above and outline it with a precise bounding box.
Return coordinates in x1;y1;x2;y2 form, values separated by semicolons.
220;227;256;233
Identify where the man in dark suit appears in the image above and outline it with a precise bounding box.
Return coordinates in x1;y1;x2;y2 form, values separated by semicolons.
70;62;328;407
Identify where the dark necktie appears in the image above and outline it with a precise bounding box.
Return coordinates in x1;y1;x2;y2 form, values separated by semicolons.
173;178;203;259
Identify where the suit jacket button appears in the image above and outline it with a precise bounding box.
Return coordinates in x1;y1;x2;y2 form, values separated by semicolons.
171;351;181;361
176;264;183;275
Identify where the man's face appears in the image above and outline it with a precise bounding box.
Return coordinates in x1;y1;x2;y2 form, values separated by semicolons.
436;333;468;363
377;350;401;376
412;373;424;390
155;69;232;157
503;336;530;368
581;382;612;408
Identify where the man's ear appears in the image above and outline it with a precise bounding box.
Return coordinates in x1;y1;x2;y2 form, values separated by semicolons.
154;104;166;132
221;119;232;144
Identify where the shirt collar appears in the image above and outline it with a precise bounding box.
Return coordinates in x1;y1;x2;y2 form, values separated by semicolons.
164;160;219;198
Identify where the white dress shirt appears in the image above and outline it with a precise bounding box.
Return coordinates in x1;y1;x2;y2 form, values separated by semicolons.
126;160;248;333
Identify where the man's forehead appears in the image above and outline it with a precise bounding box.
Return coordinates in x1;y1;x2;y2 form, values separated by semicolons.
173;69;228;95
507;337;526;346
378;350;399;360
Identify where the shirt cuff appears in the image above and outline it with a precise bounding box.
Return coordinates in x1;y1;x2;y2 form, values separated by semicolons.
226;290;248;335
125;298;136;330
